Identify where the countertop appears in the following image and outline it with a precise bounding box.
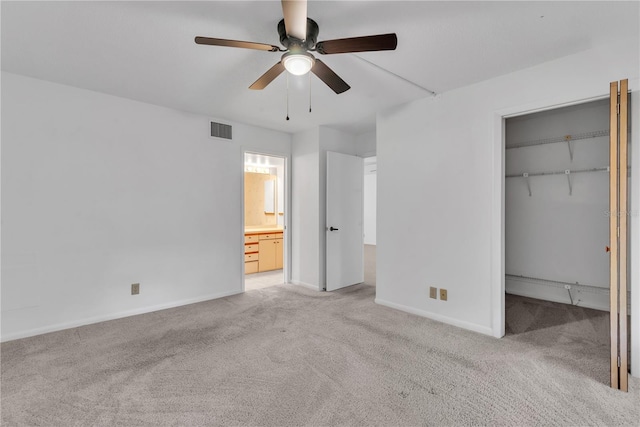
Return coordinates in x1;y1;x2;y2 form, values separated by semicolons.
244;226;284;234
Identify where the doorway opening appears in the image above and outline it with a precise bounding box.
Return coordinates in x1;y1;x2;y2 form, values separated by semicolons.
363;156;377;287
503;97;631;381
243;152;286;291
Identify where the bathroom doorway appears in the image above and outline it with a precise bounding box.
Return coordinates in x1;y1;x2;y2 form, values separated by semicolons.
243;152;286;291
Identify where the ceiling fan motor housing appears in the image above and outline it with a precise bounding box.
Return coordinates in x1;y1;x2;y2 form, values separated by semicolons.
278;18;319;50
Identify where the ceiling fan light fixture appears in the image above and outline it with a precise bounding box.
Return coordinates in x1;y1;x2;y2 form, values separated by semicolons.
282;52;315;76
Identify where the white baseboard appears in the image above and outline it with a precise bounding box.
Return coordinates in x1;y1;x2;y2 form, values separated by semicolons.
374;298;494;336
289;280;320;291
0;289;243;343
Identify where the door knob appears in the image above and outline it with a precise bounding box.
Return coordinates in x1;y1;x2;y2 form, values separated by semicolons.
330;227;339;231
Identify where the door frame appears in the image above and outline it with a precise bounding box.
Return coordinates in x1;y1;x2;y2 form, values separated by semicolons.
491;86;639;378
363;155;377;247
241;148;291;291
493;93;610;337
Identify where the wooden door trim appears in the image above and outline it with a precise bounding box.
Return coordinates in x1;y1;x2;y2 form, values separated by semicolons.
619;79;629;392
609;81;619;389
610;79;629;391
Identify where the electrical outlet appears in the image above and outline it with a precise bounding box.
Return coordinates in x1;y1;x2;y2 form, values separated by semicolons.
564;284;571;290
440;288;448;301
429;287;437;299
131;283;140;295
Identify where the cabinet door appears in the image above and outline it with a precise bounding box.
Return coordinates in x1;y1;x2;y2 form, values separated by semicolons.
245;261;259;274
259;240;276;272
274;239;283;269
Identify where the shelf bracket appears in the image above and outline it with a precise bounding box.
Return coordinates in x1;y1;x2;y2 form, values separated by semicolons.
523;173;531;196
565;135;574;162
565;169;573;196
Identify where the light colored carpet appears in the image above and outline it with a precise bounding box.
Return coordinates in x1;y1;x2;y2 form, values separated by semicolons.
506;293;619;378
2;246;638;426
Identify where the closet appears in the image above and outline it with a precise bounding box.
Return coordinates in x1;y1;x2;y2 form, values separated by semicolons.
505;99;612;308
505;83;631;391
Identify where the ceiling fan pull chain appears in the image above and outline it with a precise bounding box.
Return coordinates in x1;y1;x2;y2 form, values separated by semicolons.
286;72;290;121
309;72;312;113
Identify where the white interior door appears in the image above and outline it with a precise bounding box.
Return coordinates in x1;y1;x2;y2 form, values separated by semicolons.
326;151;364;291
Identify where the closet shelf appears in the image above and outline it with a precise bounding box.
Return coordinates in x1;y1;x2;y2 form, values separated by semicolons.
506;166;609;179
505;273;616;306
506;167;610;196
506;129;609;150
506;274;608;295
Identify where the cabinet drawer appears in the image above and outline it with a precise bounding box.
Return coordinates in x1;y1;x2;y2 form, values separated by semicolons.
259;232;283;240
245;253;259;262
245;243;259;253
245;260;258;274
245;234;259;243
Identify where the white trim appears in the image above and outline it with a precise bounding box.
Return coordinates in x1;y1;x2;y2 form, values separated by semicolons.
490;113;506;338
241;148;247;292
375;298;494;336
0;289;242;343
289;280;320;291
630;89;640;378
492;91;613;337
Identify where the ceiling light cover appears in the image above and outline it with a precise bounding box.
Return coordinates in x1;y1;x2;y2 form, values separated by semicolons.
283;52;315;76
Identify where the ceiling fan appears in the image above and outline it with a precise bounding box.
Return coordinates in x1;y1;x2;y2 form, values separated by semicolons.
195;0;397;95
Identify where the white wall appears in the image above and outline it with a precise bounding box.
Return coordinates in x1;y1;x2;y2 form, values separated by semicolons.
291;128;320;289
364;159;377;245
505;99;611;310
1;72;291;341
376;37;640;374
356;131;376;157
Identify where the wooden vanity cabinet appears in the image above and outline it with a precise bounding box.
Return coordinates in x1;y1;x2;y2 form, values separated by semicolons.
244;237;259;274
274;239;283;269
244;231;283;274
258;233;283;272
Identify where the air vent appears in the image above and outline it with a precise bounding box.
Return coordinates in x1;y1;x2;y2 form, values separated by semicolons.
211;122;232;140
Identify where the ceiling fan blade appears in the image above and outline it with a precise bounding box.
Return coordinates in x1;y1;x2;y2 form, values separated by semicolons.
316;33;397;55
195;36;281;52
281;0;307;40
249;61;286;90
311;59;350;94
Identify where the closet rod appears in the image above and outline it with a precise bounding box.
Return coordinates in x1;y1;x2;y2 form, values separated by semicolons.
505;166;609;179
506;129;608;149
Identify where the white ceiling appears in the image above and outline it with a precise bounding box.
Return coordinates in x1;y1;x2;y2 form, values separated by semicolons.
2;1;638;135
